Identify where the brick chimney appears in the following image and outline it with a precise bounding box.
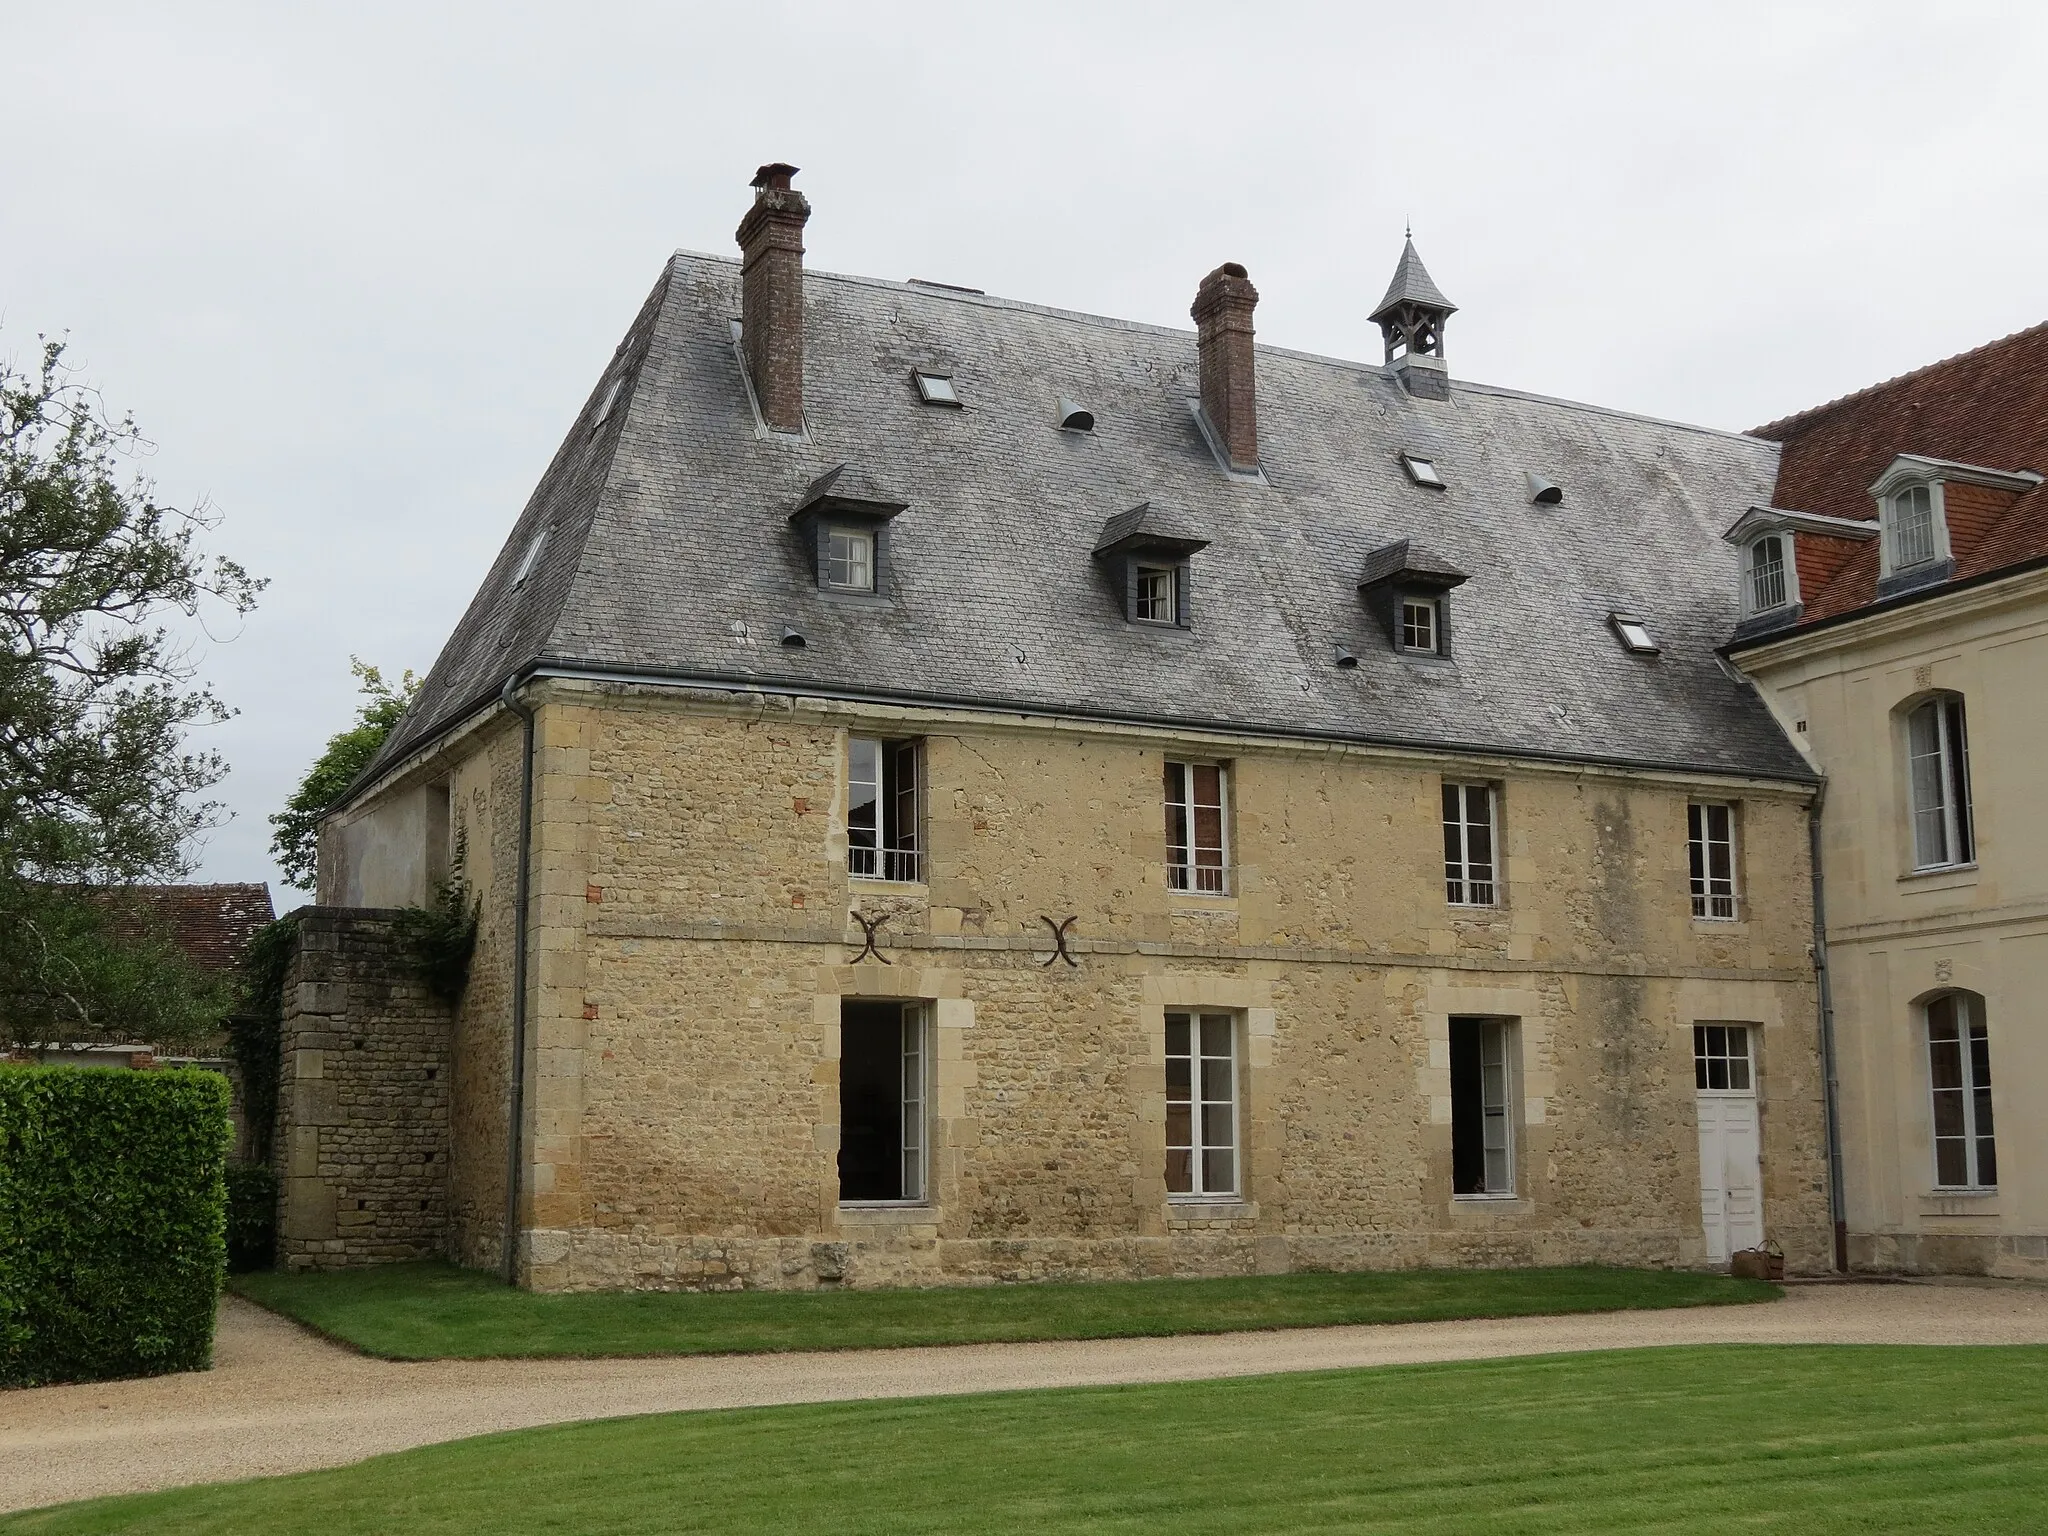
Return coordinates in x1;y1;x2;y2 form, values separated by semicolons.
1191;263;1260;472
735;162;811;434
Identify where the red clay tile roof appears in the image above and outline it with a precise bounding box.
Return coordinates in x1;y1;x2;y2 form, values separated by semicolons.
93;884;276;976
1750;323;2048;627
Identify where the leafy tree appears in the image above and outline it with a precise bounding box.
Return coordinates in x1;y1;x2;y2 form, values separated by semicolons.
0;336;262;1050
267;659;418;891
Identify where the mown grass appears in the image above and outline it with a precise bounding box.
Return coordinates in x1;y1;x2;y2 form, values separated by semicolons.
228;1261;1776;1360
13;1345;2048;1533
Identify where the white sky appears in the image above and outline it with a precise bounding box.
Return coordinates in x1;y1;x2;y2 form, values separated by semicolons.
2;1;2043;906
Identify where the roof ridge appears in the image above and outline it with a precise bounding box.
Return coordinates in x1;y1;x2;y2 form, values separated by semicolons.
666;250;1775;448
1748;319;2048;440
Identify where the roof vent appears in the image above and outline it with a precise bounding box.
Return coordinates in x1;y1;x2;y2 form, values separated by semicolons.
1527;473;1564;506
1057;396;1095;433
1333;646;1360;669
780;626;807;648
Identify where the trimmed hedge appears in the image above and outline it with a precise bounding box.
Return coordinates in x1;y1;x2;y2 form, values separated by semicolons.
0;1066;231;1385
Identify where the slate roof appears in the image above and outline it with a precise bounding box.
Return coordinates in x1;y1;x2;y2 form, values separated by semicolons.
1744;322;2048;631
1360;539;1468;590
92;884;275;976
1369;239;1457;323
365;251;1812;789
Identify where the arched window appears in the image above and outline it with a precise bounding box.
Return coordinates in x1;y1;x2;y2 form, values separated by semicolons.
1889;484;1938;569
1746;534;1789;613
1926;992;1995;1189
1906;694;1974;869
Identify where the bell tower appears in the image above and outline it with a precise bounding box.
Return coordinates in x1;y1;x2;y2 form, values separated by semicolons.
1369;235;1457;400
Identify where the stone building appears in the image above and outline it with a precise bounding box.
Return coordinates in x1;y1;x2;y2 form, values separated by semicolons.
296;165;1834;1289
1727;324;2048;1278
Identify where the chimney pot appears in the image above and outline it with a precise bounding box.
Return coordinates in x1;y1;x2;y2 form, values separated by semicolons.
735;163;812;433
1191;263;1260;472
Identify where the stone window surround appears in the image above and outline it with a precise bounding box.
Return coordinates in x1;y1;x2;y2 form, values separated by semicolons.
1139;974;1275;1221
814;963;972;1229
1419;982;1550;1214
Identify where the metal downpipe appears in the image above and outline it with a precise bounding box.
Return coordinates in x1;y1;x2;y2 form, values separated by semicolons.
1809;796;1849;1272
499;673;538;1286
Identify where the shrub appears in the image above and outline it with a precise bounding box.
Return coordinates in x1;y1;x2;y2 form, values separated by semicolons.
0;1065;230;1385
225;1161;278;1273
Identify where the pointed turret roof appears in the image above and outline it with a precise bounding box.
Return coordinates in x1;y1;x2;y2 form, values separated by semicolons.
1368;239;1457;324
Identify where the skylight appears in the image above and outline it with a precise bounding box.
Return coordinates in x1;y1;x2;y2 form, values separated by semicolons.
592;375;626;430
1400;453;1445;489
912;370;962;407
512;527;550;589
1609;612;1659;655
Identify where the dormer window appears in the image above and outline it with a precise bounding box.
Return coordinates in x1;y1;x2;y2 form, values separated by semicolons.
912;370;961;407
1399;596;1439;653
825;527;875;592
1720;506;1872;632
1747;534;1790;612
1093;502;1209;630
1135;565;1178;625
789;464;909;598
1359;539;1468;659
1888;484;1938;569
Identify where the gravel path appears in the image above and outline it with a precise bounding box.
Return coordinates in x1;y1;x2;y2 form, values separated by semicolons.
4;1280;2046;1515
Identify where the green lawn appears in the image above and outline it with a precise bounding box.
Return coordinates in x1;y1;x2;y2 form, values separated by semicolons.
228;1262;1775;1360
13;1345;2047;1533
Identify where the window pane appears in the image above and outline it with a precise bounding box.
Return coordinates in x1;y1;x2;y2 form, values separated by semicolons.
1947;700;1975;863
1165;1056;1191;1096
1202;1148;1235;1193
1708;1056;1728;1091
1166;1149;1192;1193
1201;1102;1233;1148
847;738;881;876
1166;1103;1192;1146
1935;1137;1968;1188
1930;1085;1965;1140
1976;1138;1997;1188
1729;1056;1751;1092
1165;1013;1190;1058
1200;1056;1231;1102
1201;1015;1232;1057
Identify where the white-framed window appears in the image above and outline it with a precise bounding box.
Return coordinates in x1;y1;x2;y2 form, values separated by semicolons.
1747;534;1791;613
1165;1011;1237;1198
1451;1017;1515;1196
1693;1024;1753;1092
1927;992;1995;1190
1888;483;1939;569
848;737;921;882
1400;596;1439;654
1165;760;1229;894
1442;782;1497;906
1906;694;1974;870
1688;802;1739;920
1135;565;1177;624
824;526;875;592
838;1000;930;1204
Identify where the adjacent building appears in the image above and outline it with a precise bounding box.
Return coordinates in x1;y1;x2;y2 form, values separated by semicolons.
296;166;1834;1289
1727;323;2048;1278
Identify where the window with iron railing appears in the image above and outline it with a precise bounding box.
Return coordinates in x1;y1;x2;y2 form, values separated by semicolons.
1165;760;1229;894
1889;484;1938;569
1747;534;1788;612
1688;802;1739;919
848;737;922;882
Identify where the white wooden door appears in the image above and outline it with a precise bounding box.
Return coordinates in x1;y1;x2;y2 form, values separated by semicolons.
1694;1025;1762;1264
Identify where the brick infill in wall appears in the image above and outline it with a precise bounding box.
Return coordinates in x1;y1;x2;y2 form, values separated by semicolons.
274;907;454;1271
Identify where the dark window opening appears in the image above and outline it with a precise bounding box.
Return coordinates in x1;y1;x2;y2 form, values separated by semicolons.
838;1001;926;1202
849;737;922;882
1451;1017;1513;1195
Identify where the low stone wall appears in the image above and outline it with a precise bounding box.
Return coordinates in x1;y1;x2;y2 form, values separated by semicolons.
275;908;452;1271
1849;1231;2048;1281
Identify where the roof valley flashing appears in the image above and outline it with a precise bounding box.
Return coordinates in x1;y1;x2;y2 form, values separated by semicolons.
357;166;1814;798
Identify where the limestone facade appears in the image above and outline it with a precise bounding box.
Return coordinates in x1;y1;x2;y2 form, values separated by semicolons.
274;908;452;1270
320;677;1832;1289
1734;565;2048;1279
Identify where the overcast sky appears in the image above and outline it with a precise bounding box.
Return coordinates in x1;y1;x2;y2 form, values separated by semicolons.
3;1;2043;906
